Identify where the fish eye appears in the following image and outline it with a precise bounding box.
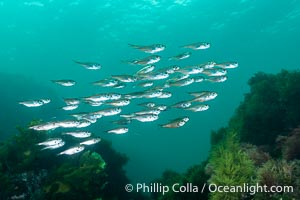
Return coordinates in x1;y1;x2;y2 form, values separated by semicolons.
178;122;185;126
182;118;187;122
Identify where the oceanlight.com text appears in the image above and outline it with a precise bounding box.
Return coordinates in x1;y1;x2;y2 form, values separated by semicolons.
124;182;294;196
209;183;293;195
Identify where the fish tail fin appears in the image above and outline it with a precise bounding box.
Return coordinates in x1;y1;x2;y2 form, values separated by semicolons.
128;43;139;48
121;60;137;65
72;60;81;64
41;146;48;151
187;92;197;96
158;124;167;128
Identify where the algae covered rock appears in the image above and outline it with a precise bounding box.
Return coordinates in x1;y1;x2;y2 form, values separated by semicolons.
228;70;300;149
0;122;145;200
80;151;106;173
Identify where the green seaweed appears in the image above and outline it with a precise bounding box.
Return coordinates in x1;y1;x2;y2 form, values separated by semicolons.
208;133;255;200
152;70;300;200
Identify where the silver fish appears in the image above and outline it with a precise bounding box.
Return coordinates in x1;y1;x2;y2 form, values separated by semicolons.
166;77;194;87
178;65;204;75
20;98;50;107
19;100;45;107
167;73;190;83
63;131;92;138
193;76;205;83
71;112;102;122
181;42;210;50
157;91;172;98
124;91;146;99
106;127;128;134
202;68;227;76
172;101;192;109
81;116;99;123
134;108;161;116
30;122;59;131
51;80;76;87
121;114;158;122
135;81;154;88
135;65;155;75
111;75;137;83
37;138;63;146
62;104;79;111
160;117;189;128
64;98;80;105
107;99;130;107
141;72;169;81
80;138;101;145
205;76;227;83
138;102;156;108
77;120;92;128
42;141;65;150
200;61;216;69
92;78;119;87
190;92;218;102
185;104;209;112
57;120;80;128
215;61;238;69
102;93;122;101
40;99;51;104
149;85;165;91
84;93;121;102
74;60;101;70
113;83;126;89
58;145;85;155
153;105;167;111
169;52;191;60
142;89;163;98
95;107;122;116
128;44;166;54
158;65;180;74
127;55;161;65
84;100;103;107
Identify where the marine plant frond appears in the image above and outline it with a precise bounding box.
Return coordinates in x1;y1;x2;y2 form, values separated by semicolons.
208;132;255;200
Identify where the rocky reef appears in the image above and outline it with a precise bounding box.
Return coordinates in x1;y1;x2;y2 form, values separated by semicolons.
0;122;146;200
153;70;300;200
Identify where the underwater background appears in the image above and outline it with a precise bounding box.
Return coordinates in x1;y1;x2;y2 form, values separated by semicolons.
1;0;300;199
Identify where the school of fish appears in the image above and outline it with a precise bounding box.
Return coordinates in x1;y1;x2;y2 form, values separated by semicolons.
19;41;238;156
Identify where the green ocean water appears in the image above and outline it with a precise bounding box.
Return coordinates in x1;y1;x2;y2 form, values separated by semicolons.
0;0;300;184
